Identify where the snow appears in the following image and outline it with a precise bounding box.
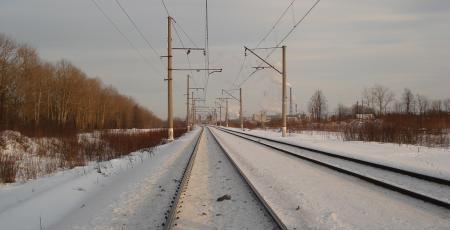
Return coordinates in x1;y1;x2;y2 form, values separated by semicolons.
221;128;450;204
226;127;450;181
173;128;277;229
0;129;201;230
210;127;450;229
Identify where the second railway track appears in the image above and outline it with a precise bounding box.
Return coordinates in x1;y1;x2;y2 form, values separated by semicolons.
214;126;450;209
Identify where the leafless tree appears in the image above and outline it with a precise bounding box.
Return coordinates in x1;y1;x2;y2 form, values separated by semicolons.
430;100;442;113
402;88;415;114
308;89;327;122
444;98;450;113
372;85;395;115
416;94;429;115
0;33;163;133
363;85;394;115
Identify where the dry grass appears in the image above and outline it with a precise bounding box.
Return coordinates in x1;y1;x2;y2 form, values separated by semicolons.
0;128;187;183
0;154;19;183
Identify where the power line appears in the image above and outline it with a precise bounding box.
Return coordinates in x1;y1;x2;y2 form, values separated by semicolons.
255;0;297;49
237;0;321;87
174;22;199;49
161;0;202;89
232;0;296;87
276;0;321;47
172;24;197;85
203;0;210;98
161;0;170;16
90;0;161;74
231;55;247;87
114;0;163;66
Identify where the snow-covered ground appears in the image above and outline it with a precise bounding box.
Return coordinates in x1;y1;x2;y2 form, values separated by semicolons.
0;129;201;230
211;127;450;229
226;127;450;181
173;128;277;229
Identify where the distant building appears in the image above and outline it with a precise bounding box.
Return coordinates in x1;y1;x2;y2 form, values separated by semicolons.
287;114;301;122
356;113;374;120
252;112;270;123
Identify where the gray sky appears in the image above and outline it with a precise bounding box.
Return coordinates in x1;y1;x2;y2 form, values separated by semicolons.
1;0;449;119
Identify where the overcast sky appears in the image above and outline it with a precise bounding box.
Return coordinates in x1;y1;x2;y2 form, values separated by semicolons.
1;0;449;119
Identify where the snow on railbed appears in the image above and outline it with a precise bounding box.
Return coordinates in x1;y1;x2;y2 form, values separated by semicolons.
225;127;450;181
0;129;200;230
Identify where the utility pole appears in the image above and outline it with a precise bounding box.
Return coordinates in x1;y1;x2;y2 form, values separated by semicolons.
192;91;195;128
290;87;293;115
244;45;287;137
217;97;231;127
188;87;204;129
240;88;243;130
219;105;222;126
281;45;287;137
225;99;229;127
215;101;223;126
167;16;174;141
186;75;190;132
221;89;242;129
164;14;221;138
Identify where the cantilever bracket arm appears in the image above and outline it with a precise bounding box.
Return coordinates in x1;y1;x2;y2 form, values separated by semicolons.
171;68;222;73
208;69;223;76
221;89;239;102
244;46;282;75
189;87;204;91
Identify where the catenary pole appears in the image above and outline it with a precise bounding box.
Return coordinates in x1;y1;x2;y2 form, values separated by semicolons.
225;100;229;127
186;75;190;131
282;45;287;137
240;88;243;130
167;16;174;141
192;91;195;128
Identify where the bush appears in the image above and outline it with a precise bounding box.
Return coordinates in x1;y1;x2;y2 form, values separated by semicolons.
0;128;188;183
0;154;19;183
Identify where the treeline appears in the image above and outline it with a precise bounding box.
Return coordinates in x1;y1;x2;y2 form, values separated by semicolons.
0;34;162;136
295;85;449;147
306;85;450;122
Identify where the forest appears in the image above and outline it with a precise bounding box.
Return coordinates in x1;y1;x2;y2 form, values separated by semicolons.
0;33;162;137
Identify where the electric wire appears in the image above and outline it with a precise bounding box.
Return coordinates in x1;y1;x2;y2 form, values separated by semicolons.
203;0;210;98
90;0;161;74
255;0;297;49
161;0;203;91
114;0;163;69
172;25;195;81
161;0;171;16
174;22;200;49
232;0;295;87
237;0;321;87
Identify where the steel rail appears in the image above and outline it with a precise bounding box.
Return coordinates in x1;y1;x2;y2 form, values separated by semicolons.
208;127;287;230
164;128;204;229
218;127;450;186
214;127;450;209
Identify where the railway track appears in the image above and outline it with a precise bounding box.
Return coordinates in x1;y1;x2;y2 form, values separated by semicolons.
164;127;286;229
214;126;450;209
163;127;204;230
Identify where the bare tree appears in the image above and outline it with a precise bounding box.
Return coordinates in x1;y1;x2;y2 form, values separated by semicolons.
308;89;327;122
416;94;429;115
430;100;442;114
371;85;395;115
393;101;403;114
444;98;450;113
0;33;163;133
362;87;375;111
402;88;414;114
